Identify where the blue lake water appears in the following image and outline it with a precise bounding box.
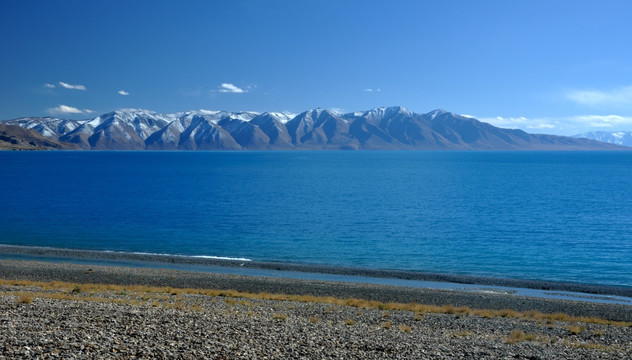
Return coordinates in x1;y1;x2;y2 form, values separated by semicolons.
1;151;631;287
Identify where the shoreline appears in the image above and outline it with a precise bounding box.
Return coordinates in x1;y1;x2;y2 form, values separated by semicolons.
1;243;631;299
1;257;632;323
3;261;632;358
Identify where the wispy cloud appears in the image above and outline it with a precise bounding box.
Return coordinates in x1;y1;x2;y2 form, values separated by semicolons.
480;116;534;128
570;114;632;128
528;123;556;129
217;83;246;93
118;90;130;96
479;115;561;132
478;113;632;135
363;88;382;92
44;83;56;89
566;86;632;106
48;105;94;115
59;81;86;91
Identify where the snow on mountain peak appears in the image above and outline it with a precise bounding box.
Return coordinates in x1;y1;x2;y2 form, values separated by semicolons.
427;109;448;119
263;112;296;123
4;106;626;150
573;131;632;147
198;109;222;116
227;112;259;122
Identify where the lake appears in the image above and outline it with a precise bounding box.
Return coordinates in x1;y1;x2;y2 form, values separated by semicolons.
1;151;631;287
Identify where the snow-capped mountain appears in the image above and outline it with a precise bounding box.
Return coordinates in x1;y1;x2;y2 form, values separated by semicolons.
1;107;625;150
6;117;83;138
573;131;632;147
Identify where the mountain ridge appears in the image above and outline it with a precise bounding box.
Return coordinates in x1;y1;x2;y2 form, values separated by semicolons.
2;107;626;151
573;131;632;147
0;124;79;150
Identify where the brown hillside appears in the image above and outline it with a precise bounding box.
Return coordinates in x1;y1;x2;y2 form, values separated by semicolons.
0;124;79;150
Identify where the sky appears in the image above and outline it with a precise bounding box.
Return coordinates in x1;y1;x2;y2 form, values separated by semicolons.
2;0;632;135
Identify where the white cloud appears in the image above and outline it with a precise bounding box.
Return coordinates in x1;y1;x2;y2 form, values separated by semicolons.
363;88;382;92
527;123;556;129
477;113;632;135
480;116;534;128
118;90;130;96
566;86;632;106
218;83;246;93
44;83;55;88
58;81;86;91
48;105;94;115
570;114;632;127
482;116;557;130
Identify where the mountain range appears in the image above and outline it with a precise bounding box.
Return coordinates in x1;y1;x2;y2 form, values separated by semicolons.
1;107;626;150
573;131;632;147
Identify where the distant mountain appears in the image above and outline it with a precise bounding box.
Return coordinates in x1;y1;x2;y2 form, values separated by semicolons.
573;131;632;147
1;107;626;150
0;124;79;150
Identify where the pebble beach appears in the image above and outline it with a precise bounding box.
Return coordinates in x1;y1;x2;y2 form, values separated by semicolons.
1;259;631;359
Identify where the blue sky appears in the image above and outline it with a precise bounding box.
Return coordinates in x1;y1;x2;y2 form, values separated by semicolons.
2;0;632;135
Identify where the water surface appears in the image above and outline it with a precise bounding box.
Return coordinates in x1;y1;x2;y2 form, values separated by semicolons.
1;151;631;287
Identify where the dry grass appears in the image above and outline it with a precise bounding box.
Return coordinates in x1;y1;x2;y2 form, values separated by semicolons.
398;324;411;332
505;330;526;344
565;339;614;352
1;278;630;328
16;293;33;304
344;319;356;326
568;325;586;335
505;330;539;344
381;321;391;329
451;330;475;338
224;298;237;306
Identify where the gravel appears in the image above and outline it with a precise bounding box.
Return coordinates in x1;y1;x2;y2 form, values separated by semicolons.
0;260;631;359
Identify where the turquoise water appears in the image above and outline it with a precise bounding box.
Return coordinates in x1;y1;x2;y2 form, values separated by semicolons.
1;151;631;287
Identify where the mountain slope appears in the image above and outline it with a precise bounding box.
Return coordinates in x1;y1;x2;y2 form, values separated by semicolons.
0;124;79;150
2;107;626;150
573;131;632;147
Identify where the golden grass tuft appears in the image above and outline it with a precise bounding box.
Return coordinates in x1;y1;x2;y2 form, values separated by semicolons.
381;321;391;329
272;313;287;321
398;324;411;332
505;330;526;344
568;325;586;335
344;319;356;326
224;298;237;306
16;293;33;304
